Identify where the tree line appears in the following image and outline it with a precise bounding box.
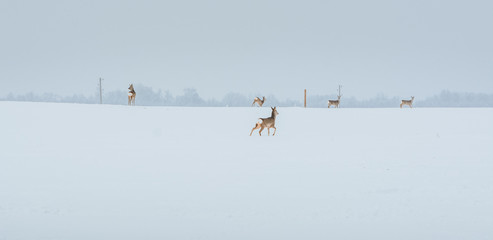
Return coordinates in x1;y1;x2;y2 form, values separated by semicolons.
1;85;492;107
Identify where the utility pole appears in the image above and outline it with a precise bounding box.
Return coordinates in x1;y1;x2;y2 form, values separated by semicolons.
99;78;103;104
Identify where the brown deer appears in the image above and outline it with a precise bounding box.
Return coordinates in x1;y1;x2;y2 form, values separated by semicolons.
250;107;279;136
251;96;265;107
128;84;136;106
328;95;341;108
400;96;414;108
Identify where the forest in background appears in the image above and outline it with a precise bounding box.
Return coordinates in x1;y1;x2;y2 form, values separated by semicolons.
1;84;492;107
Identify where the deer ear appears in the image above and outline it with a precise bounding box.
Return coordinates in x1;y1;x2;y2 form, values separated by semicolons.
271;107;274;110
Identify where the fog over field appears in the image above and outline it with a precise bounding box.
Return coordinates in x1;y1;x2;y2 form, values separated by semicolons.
1;0;493;239
2;85;493;108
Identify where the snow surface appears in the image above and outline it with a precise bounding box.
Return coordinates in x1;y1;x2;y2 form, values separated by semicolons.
1;101;492;240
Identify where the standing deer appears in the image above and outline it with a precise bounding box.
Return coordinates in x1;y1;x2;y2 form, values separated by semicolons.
251;96;265;107
400;96;414;108
250;107;279;136
128;84;136;106
328;95;341;108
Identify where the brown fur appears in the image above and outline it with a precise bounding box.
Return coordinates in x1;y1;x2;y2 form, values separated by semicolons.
400;96;414;108
251;96;265;107
328;95;341;108
250;107;279;136
128;84;136;106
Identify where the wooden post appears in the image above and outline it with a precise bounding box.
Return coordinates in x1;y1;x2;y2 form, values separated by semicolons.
304;89;307;108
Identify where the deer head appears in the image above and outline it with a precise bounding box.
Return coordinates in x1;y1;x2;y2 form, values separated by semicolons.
271;107;279;117
128;84;134;91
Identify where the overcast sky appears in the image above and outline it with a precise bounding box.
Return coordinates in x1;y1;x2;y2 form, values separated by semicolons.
1;0;492;99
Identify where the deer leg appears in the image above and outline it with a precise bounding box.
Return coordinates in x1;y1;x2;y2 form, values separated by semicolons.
250;123;260;136
272;127;276;136
128;97;131;106
259;126;264;136
249;128;255;136
267;128;270;136
400;103;403;108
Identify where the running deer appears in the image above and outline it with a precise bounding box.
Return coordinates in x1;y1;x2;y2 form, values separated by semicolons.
400;96;414;108
328;95;341;108
128;84;136;106
250;107;279;136
251;96;266;107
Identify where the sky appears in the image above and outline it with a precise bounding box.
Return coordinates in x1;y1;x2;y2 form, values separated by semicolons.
1;0;492;100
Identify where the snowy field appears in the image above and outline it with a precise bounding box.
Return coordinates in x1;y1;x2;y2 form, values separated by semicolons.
1;101;492;240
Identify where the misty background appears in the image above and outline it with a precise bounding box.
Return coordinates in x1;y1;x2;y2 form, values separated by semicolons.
1;0;492;105
2;84;492;107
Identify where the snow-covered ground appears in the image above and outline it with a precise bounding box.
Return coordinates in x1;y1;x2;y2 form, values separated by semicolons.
1;101;492;240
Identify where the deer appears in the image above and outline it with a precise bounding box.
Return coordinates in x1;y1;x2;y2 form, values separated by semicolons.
400;96;414;108
250;107;279;136
328;95;341;108
251;96;265;107
128;84;136;106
